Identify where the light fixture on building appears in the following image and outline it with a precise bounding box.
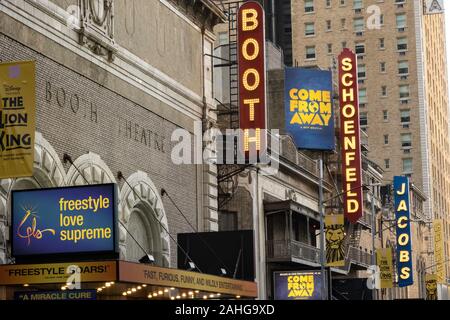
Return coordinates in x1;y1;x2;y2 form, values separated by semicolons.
122;292;127;296
139;254;155;264
220;268;227;276
187;261;196;271
23;284;29;287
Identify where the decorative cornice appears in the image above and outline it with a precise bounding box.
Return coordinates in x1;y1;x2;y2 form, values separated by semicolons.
167;0;226;31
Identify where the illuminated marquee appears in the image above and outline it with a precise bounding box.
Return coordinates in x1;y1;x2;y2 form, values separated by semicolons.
338;48;363;223
11;184;118;260
273;271;323;300
394;176;413;287
238;1;266;159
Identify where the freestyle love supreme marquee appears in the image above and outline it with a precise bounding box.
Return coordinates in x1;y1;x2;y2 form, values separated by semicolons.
11;184;118;259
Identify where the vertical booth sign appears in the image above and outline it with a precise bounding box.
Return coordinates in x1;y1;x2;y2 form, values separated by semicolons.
338;49;363;223
238;1;266;161
393;176;413;287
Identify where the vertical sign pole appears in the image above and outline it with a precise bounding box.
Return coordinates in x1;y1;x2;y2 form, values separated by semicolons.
371;185;377;300
318;154;327;300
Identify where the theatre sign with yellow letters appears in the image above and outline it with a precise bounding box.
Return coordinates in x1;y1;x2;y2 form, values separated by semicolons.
338;48;363;223
394;176;413;287
238;0;266;160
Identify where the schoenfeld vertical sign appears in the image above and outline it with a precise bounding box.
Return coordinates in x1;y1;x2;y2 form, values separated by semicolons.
338;48;363;223
238;1;266;161
394;176;413;287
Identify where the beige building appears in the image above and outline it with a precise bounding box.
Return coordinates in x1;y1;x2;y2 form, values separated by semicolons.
291;0;450;280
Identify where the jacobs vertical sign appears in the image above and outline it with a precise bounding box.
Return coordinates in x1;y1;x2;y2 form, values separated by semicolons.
0;61;36;178
338;49;363;223
394;176;413;287
238;1;266;160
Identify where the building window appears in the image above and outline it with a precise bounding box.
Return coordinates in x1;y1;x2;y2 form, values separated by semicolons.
358;64;366;79
341;18;346;29
353;0;363;9
403;158;413;173
383;110;388;121
305;22;315;36
360;112;368;126
342;41;347;49
218;32;228;45
305;0;314;12
399;84;410;99
397;37;408;51
327;43;333;54
381;85;387;96
400;109;411;123
379;38;385;49
384;159;390;169
380;14;384;25
326;20;332;31
354;17;365;32
219;211;238;231
326;0;332;7
398;61;409;75
401;133;412;148
396;14;406;29
384;134;389;145
340;0;346;5
355;43;365;54
359;88;367;103
395;0;406;3
306;46;316;59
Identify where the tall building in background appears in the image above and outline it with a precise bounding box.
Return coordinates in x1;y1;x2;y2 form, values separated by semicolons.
290;0;449;279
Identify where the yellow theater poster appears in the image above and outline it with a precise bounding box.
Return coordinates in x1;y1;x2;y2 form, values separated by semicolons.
0;60;35;178
325;214;345;267
425;274;438;300
433;219;445;283
376;248;393;288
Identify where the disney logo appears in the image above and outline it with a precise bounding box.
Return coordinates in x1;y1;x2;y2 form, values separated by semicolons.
17;210;56;246
3;85;20;94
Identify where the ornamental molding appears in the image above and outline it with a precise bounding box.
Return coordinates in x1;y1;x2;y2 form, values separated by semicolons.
78;0;117;61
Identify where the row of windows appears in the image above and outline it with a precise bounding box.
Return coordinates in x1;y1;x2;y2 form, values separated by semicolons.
304;0;406;12
384;158;412;173
358;61;409;78
304;37;408;59
360;109;410;127
303;14;406;35
358;85;410;102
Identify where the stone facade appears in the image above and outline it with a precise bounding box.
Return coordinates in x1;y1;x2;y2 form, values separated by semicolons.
0;0;224;268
